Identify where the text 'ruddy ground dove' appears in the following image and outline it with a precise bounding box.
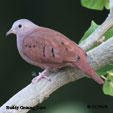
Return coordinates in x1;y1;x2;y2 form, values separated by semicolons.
6;19;104;84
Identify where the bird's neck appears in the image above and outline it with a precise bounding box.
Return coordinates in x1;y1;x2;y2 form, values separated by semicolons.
17;37;24;54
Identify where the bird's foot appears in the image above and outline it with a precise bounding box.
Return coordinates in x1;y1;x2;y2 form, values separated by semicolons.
32;70;51;83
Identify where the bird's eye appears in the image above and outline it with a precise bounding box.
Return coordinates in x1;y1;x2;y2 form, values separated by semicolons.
18;24;22;28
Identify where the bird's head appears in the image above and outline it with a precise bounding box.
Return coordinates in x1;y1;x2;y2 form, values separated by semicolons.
6;19;38;36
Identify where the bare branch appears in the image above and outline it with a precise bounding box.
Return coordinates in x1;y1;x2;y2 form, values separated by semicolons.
110;0;113;13
79;0;113;51
80;17;113;51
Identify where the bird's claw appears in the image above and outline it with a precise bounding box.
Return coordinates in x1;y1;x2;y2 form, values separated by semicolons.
32;70;51;83
32;75;51;83
43;75;51;81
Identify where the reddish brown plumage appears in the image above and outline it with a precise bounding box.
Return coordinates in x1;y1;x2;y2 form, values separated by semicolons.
6;19;104;84
22;27;104;84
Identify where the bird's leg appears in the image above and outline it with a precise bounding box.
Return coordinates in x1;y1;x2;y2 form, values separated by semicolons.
32;69;51;83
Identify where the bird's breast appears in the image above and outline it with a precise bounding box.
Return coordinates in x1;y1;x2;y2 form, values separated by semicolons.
17;38;43;68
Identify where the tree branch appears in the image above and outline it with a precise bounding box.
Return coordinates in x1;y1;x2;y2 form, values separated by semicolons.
79;0;113;51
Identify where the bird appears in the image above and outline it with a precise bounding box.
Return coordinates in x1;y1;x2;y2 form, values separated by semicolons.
6;19;104;84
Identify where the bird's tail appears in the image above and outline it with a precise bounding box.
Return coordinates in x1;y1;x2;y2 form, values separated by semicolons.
73;61;104;84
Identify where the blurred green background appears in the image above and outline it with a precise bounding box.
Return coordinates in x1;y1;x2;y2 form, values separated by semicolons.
0;0;113;113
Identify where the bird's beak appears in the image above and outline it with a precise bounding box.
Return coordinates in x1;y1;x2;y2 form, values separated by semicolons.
6;28;13;36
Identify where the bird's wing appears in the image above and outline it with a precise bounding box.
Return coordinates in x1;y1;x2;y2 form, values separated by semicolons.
23;27;84;64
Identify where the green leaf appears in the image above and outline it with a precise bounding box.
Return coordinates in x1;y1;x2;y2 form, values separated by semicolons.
96;61;113;76
79;21;98;44
104;26;113;40
81;0;109;10
103;70;113;96
97;64;113;96
105;0;110;9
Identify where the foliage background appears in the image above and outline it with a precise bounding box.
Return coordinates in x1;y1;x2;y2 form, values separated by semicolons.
0;0;113;113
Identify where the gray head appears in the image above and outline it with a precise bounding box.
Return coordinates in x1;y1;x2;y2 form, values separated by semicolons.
6;19;38;36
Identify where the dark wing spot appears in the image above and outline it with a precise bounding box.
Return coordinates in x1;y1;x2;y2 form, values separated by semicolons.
65;48;68;51
43;46;46;57
85;53;87;56
28;45;31;48
33;45;36;48
51;48;55;58
25;45;27;47
77;55;80;60
61;42;64;45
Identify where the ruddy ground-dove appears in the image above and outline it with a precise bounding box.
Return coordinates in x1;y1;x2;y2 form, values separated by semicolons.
6;19;104;84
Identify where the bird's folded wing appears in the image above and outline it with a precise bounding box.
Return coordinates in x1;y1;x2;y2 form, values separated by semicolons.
22;27;82;64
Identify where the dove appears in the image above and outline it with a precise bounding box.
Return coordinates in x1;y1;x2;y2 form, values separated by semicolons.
6;19;104;84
